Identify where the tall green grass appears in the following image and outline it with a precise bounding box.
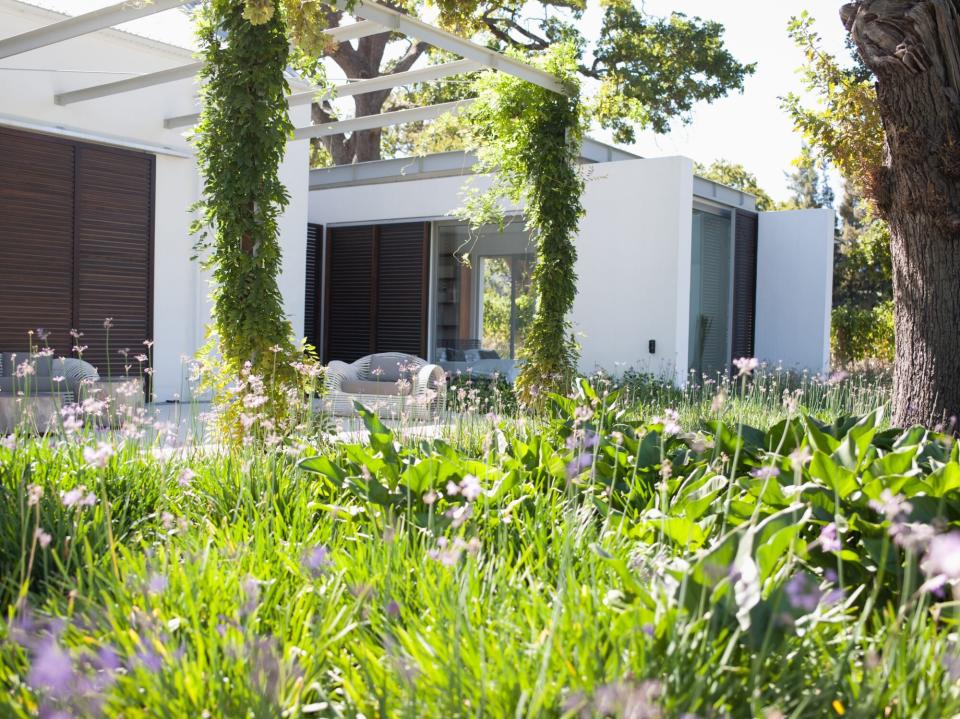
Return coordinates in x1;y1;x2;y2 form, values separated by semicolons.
6;367;960;718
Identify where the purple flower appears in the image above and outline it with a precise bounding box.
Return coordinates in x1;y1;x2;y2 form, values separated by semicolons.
869;489;912;522
566;452;594;480
819;523;841;553
784;574;821;613
303;545;331;577
749;466;781;480
28;639;74;697
146;573;168;594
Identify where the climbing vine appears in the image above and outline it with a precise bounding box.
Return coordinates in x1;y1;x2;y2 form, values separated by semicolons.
459;44;586;405
191;0;334;430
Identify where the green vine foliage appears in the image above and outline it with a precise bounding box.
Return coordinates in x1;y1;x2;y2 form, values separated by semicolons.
459;44;586;406
192;0;303;428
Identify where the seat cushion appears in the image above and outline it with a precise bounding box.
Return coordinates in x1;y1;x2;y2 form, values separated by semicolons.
0;376;68;395
340;378;412;397
367;354;404;382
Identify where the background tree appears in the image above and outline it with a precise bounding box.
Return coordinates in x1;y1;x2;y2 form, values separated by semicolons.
694;159;775;211
782;14;897;371
317;0;754;164
782;144;835;210
837;1;960;428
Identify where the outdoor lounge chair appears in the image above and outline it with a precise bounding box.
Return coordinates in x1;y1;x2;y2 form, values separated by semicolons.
0;352;100;433
320;352;446;419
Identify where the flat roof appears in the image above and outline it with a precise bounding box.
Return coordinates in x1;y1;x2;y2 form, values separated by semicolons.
309;140;759;212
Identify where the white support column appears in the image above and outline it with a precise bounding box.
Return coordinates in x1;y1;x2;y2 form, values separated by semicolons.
292;99;475;140
0;0;192;59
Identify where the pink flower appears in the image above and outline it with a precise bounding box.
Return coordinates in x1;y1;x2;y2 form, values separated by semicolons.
733;357;760;377
82;443;114;469
61;485;97;508
921;532;960;588
34;528;52;548
459;474;483;502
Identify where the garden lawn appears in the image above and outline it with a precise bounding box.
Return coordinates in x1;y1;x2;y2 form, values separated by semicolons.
2;373;960;718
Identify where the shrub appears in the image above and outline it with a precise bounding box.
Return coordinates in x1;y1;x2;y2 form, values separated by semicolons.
832;300;895;365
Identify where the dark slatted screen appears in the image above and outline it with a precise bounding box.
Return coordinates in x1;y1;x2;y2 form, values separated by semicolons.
323;222;429;363
75;146;153;374
0;130;76;357
0;127;153;377
731;210;759;362
303;223;323;354
325;225;375;363
375;223;429;356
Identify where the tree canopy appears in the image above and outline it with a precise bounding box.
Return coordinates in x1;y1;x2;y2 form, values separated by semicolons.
315;0;754;163
695;160;775;211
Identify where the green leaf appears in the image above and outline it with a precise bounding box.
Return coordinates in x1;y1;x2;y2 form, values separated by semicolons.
809;451;858;499
298;456;346;487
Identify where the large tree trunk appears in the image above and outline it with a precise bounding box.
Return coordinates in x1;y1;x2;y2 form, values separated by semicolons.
311;6;426;166
842;0;960;429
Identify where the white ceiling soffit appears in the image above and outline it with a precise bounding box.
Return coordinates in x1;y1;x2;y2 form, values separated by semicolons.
292;98;475;140
163;58;483;129
0;0;193;60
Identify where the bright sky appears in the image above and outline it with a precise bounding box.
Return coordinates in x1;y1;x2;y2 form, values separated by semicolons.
578;0;852;202
22;0;852;202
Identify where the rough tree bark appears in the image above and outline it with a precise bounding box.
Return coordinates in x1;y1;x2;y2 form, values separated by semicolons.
842;0;960;429
314;7;427;165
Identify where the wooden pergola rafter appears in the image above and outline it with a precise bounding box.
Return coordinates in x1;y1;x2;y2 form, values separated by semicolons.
0;0;566;138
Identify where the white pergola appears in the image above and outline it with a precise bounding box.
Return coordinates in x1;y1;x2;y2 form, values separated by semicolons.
0;0;567;139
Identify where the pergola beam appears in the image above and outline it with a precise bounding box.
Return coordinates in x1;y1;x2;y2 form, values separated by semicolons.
163;59;483;130
55;62;204;106
0;0;192;60
326;19;389;43
351;0;568;96
51;20;391;108
292;98;475;140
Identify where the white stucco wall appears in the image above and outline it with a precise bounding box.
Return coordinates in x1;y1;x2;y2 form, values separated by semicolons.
309;156;695;384
755;208;835;375
573;158;693;383
1;1;312;400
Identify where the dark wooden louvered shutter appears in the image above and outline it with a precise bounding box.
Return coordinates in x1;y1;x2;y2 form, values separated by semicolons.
75;145;154;375
304;223;323;354
375;223;429;357
325;225;375;363
0;129;76;357
731;210;759;362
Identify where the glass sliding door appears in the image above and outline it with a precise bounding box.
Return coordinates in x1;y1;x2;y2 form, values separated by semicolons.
689;208;733;379
479;255;535;360
434;220;535;364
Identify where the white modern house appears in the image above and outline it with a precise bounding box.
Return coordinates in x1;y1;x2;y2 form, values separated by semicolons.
0;0;834;404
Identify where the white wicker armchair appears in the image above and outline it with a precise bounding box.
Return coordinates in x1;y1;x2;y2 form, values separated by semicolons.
319;352;447;419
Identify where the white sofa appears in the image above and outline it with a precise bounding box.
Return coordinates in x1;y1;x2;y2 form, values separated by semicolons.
319;352;447;420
